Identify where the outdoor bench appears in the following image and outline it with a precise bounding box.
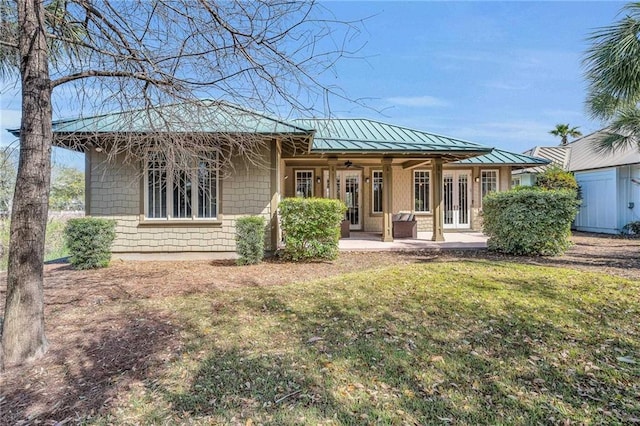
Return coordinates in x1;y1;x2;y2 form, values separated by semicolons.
392;213;417;239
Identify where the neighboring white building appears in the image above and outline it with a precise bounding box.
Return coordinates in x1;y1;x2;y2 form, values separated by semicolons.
568;130;640;234
511;146;571;187
515;130;640;234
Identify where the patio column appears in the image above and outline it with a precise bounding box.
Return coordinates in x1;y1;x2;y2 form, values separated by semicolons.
328;157;337;199
382;157;394;242
432;157;445;241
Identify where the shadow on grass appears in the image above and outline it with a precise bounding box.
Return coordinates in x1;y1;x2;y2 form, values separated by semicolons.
159;308;470;424
177;278;638;424
0;309;181;424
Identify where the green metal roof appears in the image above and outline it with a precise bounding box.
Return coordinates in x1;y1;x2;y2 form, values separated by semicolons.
454;148;551;167
6;101;547;167
9;100;312;136
293;118;492;156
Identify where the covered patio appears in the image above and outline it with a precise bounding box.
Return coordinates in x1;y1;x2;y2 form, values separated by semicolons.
281;118;548;244
339;231;488;251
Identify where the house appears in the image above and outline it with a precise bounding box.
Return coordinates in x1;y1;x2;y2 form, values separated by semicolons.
568;130;640;234
511;145;571;186
514;129;640;234
8;100;548;258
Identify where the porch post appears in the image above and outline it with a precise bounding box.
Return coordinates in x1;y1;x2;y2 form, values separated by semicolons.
382;157;394;242
432;157;445;241
328;157;337;199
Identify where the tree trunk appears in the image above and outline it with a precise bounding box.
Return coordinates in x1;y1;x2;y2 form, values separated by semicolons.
1;0;52;369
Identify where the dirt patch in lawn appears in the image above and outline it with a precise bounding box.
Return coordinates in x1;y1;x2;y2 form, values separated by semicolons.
0;232;638;423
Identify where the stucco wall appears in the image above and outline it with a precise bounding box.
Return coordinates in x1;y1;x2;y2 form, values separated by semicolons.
88;145;273;254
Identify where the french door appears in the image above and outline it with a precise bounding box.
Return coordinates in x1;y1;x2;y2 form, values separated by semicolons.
324;170;362;230
443;170;471;229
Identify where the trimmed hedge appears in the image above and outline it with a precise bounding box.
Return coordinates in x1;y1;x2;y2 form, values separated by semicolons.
279;197;347;261
482;188;580;256
535;165;579;192
64;218;116;269
236;215;266;265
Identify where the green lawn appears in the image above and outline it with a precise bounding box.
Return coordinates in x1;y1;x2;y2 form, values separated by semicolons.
0;216;70;270
91;261;639;425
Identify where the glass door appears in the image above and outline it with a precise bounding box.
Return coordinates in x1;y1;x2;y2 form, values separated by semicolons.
324;170;362;230
443;170;471;229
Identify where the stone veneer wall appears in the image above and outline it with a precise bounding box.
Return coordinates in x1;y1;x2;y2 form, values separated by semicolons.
88;146;273;254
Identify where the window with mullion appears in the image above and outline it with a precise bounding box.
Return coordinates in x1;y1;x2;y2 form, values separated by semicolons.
481;170;499;203
414;170;430;212
147;153;168;219
145;151;218;220
372;170;383;213
295;170;314;198
197;156;217;218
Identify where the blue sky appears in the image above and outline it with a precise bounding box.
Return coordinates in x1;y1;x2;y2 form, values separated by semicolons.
0;1;627;167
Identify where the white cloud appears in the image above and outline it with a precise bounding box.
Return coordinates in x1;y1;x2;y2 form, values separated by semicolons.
385;95;450;108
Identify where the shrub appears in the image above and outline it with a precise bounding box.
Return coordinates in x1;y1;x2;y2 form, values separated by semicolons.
64;218;116;269
279;197;347;261
535;165;578;192
622;221;640;236
236;215;266;265
482;188;580;256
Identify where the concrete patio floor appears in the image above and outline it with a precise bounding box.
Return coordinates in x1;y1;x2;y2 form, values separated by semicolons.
339;231;488;251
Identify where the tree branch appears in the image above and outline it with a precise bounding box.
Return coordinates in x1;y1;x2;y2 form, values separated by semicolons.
51;70;172;88
0;39;18;49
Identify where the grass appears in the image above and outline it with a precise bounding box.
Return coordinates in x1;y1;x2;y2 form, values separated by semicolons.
0;214;73;270
88;261;640;425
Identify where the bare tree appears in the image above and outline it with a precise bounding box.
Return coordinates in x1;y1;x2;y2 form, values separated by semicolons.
0;0;363;368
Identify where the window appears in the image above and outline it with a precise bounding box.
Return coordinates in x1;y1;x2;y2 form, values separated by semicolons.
512;176;521;187
295;170;314;198
481;170;499;202
414;170;430;212
372;170;383;213
147;152;167;218
145;152;218;220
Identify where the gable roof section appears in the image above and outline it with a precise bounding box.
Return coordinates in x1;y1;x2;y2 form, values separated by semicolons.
292;118;492;159
567;129;640;172
512;145;570;174
454;148;550;168
8;100;312;137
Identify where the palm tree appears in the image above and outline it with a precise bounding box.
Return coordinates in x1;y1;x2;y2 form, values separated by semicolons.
584;2;640;152
549;124;582;145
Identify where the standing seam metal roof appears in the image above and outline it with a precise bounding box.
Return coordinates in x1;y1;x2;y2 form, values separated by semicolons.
292;118;492;153
9;100;313;136
454;148;550;166
567;129;640;172
6;102;550;166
